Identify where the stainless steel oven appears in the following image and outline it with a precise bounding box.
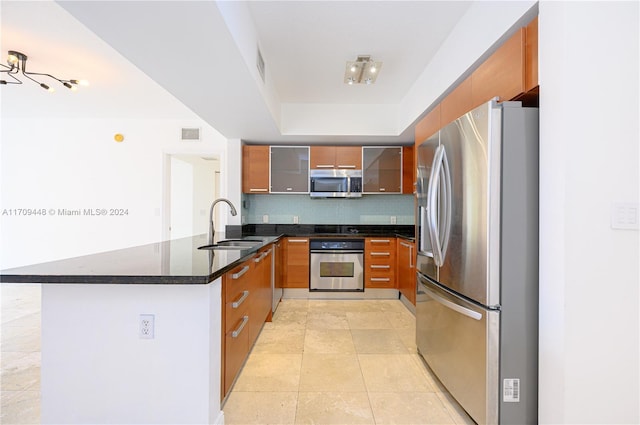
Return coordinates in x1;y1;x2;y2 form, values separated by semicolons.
309;239;364;291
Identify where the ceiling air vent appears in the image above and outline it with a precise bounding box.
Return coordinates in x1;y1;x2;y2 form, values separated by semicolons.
181;128;201;141
256;47;266;83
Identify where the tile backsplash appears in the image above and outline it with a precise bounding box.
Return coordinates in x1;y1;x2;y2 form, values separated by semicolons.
242;194;415;225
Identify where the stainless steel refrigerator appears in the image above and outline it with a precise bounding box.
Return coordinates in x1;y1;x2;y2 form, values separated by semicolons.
416;100;538;424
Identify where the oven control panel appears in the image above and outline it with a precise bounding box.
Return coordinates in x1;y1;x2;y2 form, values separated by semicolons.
310;239;364;251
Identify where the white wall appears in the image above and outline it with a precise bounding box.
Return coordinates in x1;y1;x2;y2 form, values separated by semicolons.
0;117;227;269
538;2;639;423
41;280;223;424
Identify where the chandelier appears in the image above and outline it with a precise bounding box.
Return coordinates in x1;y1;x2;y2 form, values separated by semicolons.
0;50;88;92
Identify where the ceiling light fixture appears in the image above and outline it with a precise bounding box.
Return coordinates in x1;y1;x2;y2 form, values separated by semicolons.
344;55;382;85
0;50;88;92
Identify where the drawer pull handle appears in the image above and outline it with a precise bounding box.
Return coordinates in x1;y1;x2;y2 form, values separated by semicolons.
371;252;390;256
232;265;250;279
379;188;386;191
231;316;249;338
371;277;390;282
249;188;268;192
370;265;390;269
337;165;356;168
232;291;249;309
370;239;390;243
400;242;412;248
289;239;308;243
316;165;334;168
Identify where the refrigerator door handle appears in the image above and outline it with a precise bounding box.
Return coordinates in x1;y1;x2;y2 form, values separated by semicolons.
423;282;482;321
427;145;452;267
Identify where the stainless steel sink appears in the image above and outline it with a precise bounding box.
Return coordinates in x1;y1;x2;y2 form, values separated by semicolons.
198;239;263;250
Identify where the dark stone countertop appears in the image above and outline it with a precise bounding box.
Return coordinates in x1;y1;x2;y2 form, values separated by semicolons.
0;234;280;285
0;225;415;285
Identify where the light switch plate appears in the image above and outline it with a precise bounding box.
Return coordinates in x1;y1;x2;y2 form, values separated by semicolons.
262;214;269;223
611;202;639;230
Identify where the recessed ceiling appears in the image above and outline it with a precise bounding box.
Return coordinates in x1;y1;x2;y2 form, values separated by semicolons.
247;1;472;105
2;1;535;145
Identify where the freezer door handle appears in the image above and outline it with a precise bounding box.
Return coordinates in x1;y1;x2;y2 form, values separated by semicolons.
423;283;482;321
427;145;452;267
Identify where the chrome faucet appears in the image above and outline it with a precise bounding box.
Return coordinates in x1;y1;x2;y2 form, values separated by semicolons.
209;198;237;244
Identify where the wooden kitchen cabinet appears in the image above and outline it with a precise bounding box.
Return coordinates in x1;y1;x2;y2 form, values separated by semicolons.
402;146;415;195
310;146;362;169
365;238;396;289
362;147;402;194
415;105;440;145
221;243;274;398
397;239;416;305
242;145;269;194
524;17;539;93
282;237;310;288
471;28;526;106
222;258;253;397
249;246;272;343
270;146;309;193
414;16;538;149
441;75;473;127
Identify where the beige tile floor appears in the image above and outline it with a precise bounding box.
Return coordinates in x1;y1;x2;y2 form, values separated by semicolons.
1;283;41;425
0;284;474;425
223;298;475;425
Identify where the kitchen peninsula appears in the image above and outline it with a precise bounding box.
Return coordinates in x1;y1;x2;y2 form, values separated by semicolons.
1;225;413;424
1;234;278;425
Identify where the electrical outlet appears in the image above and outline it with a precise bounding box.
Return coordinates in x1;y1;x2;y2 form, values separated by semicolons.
139;314;155;339
390;216;397;224
293;215;299;224
262;214;269;223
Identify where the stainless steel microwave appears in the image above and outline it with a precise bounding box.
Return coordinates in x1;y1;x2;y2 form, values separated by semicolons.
310;169;362;198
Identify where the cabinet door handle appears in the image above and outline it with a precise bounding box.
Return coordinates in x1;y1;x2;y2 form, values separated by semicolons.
371;252;390;256
231;316;249;338
337;165;356;169
400;242;412;248
254;249;272;263
232;265;250;279
370;265;390;269
249;188;268;192
232;291;250;308
316;165;334;168
370;239;390;243
286;188;293;191
379;188;386;191
371;277;390;282
409;244;414;268
288;239;308;243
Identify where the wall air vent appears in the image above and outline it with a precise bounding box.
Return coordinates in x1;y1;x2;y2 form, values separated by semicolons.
256;47;266;83
181;128;201;141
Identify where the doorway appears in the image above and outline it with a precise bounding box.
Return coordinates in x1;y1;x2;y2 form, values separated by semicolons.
165;154;220;240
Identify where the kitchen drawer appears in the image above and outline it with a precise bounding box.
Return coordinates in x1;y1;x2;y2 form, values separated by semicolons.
225;287;251;333
365;237;396;288
366;263;395;288
224;315;250;395
224;261;252;301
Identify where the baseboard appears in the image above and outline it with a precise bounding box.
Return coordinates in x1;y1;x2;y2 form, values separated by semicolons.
282;288;399;300
399;293;416;315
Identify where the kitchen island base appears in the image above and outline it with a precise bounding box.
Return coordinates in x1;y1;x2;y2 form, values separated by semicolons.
40;281;223;425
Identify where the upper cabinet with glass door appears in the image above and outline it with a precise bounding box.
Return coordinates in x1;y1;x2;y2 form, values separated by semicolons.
270;146;309;193
362;147;402;193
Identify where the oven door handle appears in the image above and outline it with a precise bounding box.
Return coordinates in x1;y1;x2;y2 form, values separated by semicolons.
310;250;364;255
